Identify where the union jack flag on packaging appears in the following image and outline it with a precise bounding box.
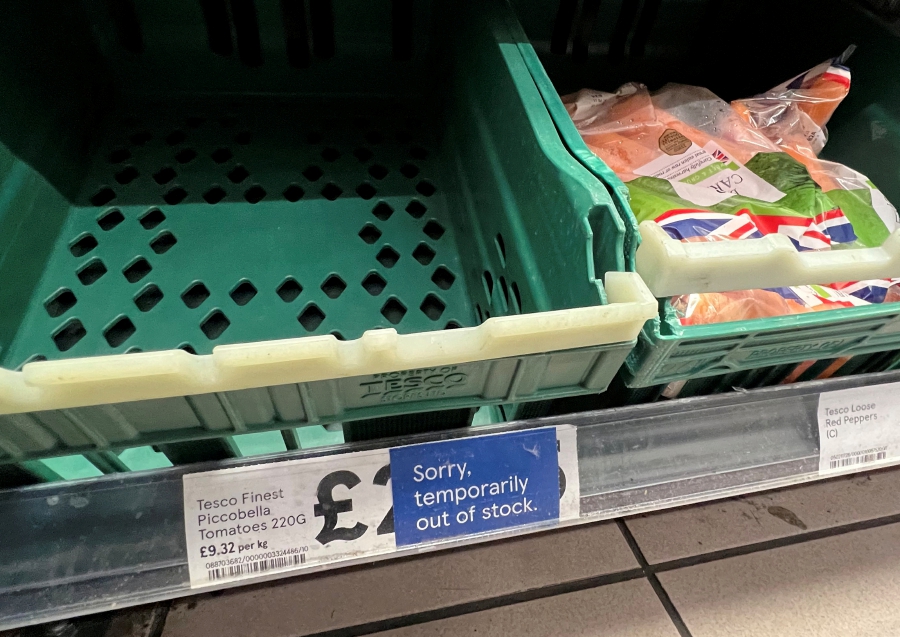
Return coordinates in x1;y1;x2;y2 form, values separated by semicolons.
654;208;858;249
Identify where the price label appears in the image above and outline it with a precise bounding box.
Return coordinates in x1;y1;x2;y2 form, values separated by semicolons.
183;426;579;587
818;381;900;475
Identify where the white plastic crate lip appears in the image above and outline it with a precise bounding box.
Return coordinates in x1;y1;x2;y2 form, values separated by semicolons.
636;221;900;297
0;272;656;415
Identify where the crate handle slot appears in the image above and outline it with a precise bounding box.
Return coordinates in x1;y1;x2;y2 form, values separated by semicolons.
628;0;661;58
108;0;144;54
309;0;335;59
572;0;602;63
636;221;900;297
0;274;656;415
550;0;578;55
607;0;640;62
230;0;263;66
200;0;234;56
392;0;414;61
281;0;310;68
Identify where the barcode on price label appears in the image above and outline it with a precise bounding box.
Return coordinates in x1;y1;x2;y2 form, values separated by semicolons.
208;554;306;581
817;382;900;475
829;451;887;470
183;426;580;588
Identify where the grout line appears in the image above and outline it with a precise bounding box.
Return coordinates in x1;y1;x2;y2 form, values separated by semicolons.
643;511;900;574
303;568;645;637
617;520;694;637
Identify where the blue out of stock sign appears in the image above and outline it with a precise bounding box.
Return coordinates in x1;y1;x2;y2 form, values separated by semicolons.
389;429;560;546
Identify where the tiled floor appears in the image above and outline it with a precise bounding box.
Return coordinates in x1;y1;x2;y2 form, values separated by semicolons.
9;467;900;637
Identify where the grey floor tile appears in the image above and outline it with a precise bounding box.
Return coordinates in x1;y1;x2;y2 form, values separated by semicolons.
370;579;679;637
627;466;900;563
659;522;900;637
162;522;638;637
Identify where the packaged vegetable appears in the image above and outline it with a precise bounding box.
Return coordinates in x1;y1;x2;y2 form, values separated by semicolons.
563;53;900;326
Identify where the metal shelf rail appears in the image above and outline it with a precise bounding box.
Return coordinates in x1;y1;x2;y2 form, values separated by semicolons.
3;369;900;629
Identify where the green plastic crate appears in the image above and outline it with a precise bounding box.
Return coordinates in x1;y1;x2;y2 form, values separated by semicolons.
0;0;657;472
510;0;900;391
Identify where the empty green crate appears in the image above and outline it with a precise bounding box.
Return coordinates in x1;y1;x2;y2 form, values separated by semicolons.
0;0;657;469
509;0;900;392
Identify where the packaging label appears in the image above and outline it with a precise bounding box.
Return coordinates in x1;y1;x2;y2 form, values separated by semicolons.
182;427;579;588
635;135;784;206
817;382;900;474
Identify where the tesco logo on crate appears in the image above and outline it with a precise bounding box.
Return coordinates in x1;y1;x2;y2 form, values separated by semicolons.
359;366;469;402
744;340;846;361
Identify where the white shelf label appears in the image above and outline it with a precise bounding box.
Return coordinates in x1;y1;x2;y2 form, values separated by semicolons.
182;426;579;588
817;382;900;475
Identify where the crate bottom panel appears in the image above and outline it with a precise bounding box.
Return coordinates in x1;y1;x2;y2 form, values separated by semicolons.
5;101;475;370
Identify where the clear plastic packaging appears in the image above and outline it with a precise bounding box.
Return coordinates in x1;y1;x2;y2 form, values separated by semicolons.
563;53;900;325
